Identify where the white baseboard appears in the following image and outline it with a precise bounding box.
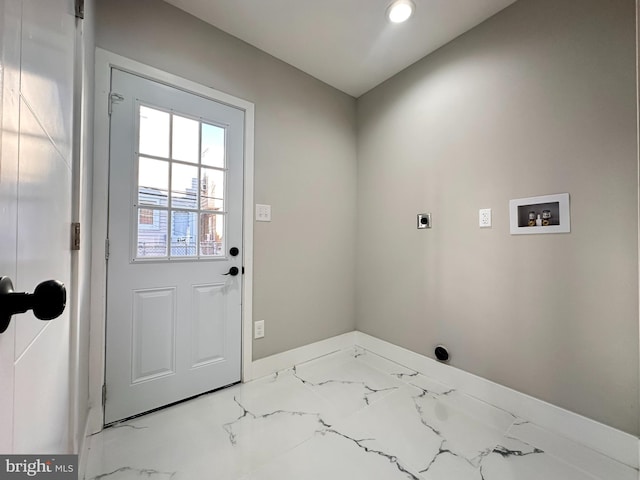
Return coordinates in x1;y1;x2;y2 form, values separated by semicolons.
242;330;638;468
354;332;639;469
77;410;93;480
86;404;103;436
250;332;356;380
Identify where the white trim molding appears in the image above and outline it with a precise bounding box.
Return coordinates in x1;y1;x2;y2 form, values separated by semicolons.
248;330;638;469
354;332;639;469
77;411;93;480
251;332;356;380
88;48;255;435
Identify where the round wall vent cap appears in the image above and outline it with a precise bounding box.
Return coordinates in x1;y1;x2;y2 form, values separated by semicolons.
435;345;449;362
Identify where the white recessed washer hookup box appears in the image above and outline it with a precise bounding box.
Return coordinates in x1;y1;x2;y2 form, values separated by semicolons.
509;193;570;235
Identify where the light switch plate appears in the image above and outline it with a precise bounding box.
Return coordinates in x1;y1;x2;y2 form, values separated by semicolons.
479;208;492;228
256;204;271;222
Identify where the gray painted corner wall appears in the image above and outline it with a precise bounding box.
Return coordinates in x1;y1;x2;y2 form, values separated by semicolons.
95;0;358;360
637;0;639;440
356;0;639;434
95;0;638;435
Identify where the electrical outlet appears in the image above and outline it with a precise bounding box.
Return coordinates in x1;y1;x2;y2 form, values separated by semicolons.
254;320;265;339
417;213;431;229
256;204;271;222
479;208;492;228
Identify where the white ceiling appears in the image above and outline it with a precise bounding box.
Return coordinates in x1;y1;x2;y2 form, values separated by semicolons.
164;0;518;97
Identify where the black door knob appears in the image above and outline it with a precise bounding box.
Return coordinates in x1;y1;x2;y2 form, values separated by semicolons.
222;267;239;276
0;277;66;334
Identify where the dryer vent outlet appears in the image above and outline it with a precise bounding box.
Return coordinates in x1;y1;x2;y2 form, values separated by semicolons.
434;345;449;362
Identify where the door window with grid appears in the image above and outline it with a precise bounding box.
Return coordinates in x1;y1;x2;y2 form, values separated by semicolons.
135;105;226;259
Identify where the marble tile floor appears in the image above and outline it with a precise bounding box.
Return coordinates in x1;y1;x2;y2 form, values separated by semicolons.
84;347;638;480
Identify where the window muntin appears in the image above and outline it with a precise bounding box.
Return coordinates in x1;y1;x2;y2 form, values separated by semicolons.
135;104;227;260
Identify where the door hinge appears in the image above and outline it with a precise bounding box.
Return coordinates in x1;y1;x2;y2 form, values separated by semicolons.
102;384;107;406
108;92;124;115
75;0;84;19
105;238;110;261
71;222;81;251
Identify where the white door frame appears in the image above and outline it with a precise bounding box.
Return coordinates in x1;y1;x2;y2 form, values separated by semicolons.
88;48;254;434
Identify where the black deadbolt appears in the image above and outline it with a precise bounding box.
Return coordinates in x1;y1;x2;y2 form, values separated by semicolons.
420;217;429;225
229;247;240;257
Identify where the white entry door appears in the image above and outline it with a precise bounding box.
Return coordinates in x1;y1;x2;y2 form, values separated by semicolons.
0;0;75;452
105;69;244;424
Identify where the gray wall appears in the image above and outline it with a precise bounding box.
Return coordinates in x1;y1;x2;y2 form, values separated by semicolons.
96;0;638;435
356;0;639;434
95;0;358;360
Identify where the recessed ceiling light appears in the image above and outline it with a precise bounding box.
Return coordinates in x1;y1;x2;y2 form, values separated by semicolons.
387;0;415;23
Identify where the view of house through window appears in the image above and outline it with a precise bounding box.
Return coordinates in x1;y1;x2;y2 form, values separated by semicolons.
136;105;226;259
